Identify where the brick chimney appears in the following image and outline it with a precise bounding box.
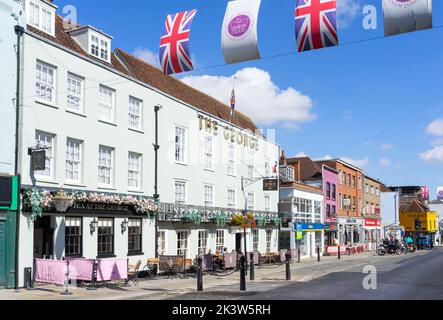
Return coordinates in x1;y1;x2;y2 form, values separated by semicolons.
280;150;287;165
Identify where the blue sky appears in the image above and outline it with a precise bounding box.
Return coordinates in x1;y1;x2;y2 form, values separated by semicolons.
55;0;443;198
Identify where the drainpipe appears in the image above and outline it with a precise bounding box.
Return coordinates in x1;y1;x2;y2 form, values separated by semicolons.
14;24;25;290
153;105;162;259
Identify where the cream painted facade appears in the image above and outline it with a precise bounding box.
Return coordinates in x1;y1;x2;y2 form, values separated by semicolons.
12;0;280;287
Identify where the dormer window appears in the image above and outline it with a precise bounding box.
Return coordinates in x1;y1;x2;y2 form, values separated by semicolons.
69;26;113;63
26;0;56;36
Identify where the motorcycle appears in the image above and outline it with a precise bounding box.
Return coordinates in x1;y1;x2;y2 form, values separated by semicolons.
377;241;402;256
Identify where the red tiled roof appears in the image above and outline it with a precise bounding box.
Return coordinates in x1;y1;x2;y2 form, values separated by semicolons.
287;157;322;180
27;15;259;133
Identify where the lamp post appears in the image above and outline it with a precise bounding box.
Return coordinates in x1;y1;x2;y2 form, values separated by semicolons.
52;189;73;213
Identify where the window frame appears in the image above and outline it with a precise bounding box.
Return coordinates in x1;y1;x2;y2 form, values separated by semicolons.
128;151;142;191
227;189;236;209
252;229;259;251
128;218;143;255
174;180;187;205
203;135;214;171
98;85;116;124
157;231;166;256
177;230;189;257
98;145;114;188
197;230;208;256
65;137;83;184
204;184;214;207
174;126;187;164
227;142;237;176
35;60;56;105
216;230;225;253
65;217;83;258
97;218;115;258
128;96;143;131
34;130;55;180
66;73;85;114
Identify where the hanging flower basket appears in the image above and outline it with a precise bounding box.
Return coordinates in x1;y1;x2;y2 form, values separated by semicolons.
272;216;283;228
184;209;202;225
230;213;247;227
212;211;229;227
257;215;267;227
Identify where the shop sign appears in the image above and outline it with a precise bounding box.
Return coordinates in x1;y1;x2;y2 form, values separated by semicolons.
68;202;134;214
263;179;278;191
198;114;259;151
338;217;363;225
296;224;303;240
437;187;443;201
364;219;381;228
323;223;336;231
294;223;324;232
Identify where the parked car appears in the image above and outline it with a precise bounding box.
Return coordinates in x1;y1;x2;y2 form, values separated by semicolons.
417;236;432;250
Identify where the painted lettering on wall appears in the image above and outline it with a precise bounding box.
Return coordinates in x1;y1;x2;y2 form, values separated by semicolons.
198;115;259;151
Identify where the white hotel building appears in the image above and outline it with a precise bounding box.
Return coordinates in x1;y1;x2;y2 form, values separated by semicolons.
0;0;280;287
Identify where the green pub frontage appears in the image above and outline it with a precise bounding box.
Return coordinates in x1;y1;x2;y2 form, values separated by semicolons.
0;175;18;289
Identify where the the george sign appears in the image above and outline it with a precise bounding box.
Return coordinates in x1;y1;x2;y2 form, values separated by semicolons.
263;179;278;191
0;176;12;207
31;150;46;171
198;114;259;151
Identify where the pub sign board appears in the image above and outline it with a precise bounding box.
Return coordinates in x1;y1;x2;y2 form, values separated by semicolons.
263;179;278;191
31;150;46;171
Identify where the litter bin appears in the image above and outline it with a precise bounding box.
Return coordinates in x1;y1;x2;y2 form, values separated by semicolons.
24;267;32;289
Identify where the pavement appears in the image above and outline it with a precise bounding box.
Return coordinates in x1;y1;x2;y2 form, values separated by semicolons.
0;249;437;300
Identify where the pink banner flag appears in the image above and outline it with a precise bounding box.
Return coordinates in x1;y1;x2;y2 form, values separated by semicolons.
65;258;95;281
35;259;67;286
96;259;128;282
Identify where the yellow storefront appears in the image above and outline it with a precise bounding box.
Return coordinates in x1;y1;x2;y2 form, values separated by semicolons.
400;211;438;236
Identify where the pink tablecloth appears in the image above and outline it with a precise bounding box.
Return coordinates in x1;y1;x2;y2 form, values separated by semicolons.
96;259;128;281
35;259;67;285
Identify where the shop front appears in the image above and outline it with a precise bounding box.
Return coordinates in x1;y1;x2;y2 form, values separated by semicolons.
294;223;324;258
364;218;382;250
323;222;338;248
337;217;364;246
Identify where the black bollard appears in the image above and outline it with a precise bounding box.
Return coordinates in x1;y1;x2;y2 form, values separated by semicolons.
297;247;301;263
249;253;255;281
285;252;291;281
317;246;321;262
197;257;203;292
240;255;246;291
338;245;341;260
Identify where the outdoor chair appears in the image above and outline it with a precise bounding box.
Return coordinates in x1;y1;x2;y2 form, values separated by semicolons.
145;258;159;278
127;260;142;286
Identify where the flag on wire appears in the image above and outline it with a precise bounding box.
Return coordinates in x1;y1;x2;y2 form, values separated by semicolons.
159;10;197;75
230;87;236;117
221;0;262;64
382;0;432;37
295;0;338;52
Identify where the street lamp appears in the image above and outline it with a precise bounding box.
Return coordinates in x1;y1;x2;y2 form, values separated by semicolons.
90;218;98;235
121;219;129;233
52;189;72;213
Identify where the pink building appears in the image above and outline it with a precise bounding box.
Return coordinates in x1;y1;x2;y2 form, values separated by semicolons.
285;157;339;247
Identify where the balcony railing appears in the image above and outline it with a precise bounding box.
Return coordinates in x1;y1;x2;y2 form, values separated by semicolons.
157;202;278;223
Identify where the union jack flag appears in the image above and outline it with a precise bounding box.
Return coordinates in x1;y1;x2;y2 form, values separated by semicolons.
295;0;338;52
160;10;197;75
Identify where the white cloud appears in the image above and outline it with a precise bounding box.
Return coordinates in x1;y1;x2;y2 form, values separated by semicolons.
427;119;443;136
294;151;309;158
337;0;361;28
420;146;443;162
381;144;394;150
340;156;369;168
133;47;160;68
379;158;391;167
181;68;316;126
431;139;443;147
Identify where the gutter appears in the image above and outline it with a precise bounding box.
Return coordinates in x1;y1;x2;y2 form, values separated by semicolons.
14;24;25;290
